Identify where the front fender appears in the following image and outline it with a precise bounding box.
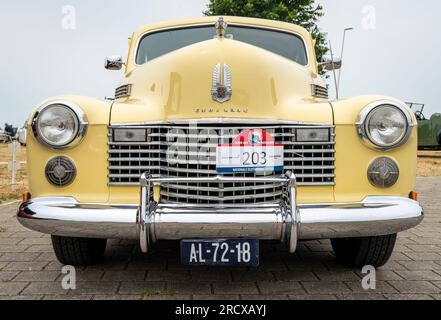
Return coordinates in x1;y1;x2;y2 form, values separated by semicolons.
330;95;418;202
26;96;112;203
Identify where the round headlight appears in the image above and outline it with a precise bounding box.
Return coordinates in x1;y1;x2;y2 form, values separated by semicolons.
357;101;412;150
33;102;87;149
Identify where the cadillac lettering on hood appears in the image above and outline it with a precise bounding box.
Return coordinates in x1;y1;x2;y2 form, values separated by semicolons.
18;17;423;268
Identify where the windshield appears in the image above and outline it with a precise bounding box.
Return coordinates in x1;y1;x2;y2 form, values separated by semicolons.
136;25;308;66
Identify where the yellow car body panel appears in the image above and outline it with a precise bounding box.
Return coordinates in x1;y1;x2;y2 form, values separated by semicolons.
25;16;417;206
26;96;111;203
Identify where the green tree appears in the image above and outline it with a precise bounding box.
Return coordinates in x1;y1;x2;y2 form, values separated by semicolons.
204;0;328;72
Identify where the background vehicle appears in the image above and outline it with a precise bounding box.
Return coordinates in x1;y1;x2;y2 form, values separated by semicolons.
16;122;27;146
408;102;441;150
0;130;11;144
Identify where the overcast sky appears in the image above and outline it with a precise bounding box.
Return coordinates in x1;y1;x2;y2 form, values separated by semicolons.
0;0;439;126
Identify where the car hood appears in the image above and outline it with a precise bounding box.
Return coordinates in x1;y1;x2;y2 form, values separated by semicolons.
110;38;332;124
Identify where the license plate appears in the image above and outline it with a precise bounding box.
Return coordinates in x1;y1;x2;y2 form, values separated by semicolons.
180;239;259;267
216;129;283;173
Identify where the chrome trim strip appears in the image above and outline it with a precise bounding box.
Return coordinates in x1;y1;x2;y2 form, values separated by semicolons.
110;119;334;127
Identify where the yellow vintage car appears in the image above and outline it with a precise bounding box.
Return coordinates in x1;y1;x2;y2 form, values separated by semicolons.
18;16;423;268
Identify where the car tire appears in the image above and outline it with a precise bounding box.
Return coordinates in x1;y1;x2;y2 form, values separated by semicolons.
51;235;107;266
331;234;397;268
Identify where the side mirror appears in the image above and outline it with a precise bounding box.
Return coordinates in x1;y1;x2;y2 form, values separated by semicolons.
319;56;342;71
104;56;124;70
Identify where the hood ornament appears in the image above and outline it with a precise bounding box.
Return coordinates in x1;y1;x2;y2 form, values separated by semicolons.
212;63;232;103
215;17;227;38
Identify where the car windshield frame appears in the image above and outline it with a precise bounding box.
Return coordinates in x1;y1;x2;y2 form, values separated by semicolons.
134;24;310;67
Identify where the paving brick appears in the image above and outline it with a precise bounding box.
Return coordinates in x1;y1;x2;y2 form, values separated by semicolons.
314;270;361;281
146;270;191;281
396;271;441;281
3;261;48;271
14;271;61;282
93;295;141;300
406;244;441;252
388;281;441;294
25;245;57;253
71;270;104;282
101;270;146;282
165;282;212;295
398;261;441;271
344;281;399;294
35;252;58;262
389;252;413;261
213;282;259;294
68;282;119;295
273;271;318;281
143;294;191;300
22;282;68;295
0;252;40;262
302;281;352;294
0;270;19;281
19;238;50;245
118;281;165;295
404;252;441;261
0;232;17;239
43;295;93;300
385;294;434;300
232;270;275;281
0;295;43;300
336;293;386;300
0;238;22;245
193;294;240;300
377;261;408;271
190;269;232;282
288;294;337;300
0;245;30;253
257;281;305;295
241;294;289;300
0;282;29;296
9;232;44;239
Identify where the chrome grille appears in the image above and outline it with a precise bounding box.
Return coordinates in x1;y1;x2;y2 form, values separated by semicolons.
108;123;335;204
115;84;132;99
311;84;329;99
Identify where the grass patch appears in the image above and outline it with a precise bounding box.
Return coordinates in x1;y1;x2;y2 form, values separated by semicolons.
142;289;176;297
0;144;28;202
417;151;441;177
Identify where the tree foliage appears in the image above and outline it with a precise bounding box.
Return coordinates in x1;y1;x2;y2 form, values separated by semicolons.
204;0;328;70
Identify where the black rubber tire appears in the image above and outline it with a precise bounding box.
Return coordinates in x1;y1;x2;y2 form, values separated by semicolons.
331;234;397;268
51;235;107;266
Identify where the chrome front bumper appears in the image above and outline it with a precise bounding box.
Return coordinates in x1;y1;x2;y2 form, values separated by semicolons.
17;172;423;254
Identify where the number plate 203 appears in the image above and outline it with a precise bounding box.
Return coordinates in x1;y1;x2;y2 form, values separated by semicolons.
180;239;259;267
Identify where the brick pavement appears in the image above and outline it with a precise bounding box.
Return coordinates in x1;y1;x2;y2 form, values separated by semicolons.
0;176;440;300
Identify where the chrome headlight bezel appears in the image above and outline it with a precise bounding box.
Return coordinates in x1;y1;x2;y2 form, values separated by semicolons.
356;100;414;150
32;101;88;149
